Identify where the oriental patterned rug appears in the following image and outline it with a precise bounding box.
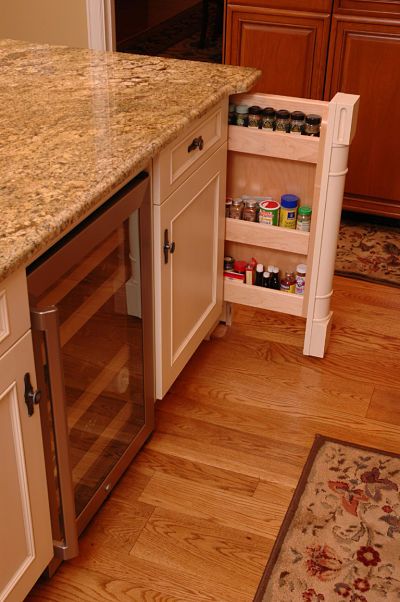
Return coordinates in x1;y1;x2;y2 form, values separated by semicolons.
254;435;400;602
335;216;400;288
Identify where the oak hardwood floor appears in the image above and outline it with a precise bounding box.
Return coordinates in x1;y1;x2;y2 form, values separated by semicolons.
26;276;400;602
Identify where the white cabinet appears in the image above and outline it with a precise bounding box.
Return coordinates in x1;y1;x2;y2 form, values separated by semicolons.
225;91;359;357
0;271;52;602
153;102;228;399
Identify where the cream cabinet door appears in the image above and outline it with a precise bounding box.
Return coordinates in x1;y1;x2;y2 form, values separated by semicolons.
0;331;53;602
154;144;227;399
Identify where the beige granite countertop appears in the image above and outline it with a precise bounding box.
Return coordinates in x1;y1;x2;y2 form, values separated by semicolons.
0;39;259;282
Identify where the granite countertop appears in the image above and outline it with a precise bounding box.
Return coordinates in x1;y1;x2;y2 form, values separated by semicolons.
0;39;259;282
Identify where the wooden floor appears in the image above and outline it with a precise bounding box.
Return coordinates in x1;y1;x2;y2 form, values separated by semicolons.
27;276;400;602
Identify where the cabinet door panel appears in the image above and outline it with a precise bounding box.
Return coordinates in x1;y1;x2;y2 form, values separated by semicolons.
325;17;400;215
0;332;52;602
225;6;331;98
154;144;227;399
334;0;400;18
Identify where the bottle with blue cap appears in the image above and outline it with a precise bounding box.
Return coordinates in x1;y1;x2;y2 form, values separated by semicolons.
279;194;299;229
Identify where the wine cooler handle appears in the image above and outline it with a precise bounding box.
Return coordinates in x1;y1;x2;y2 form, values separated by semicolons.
30;306;79;560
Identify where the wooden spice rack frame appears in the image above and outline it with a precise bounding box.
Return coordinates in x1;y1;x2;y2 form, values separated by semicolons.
223;91;359;357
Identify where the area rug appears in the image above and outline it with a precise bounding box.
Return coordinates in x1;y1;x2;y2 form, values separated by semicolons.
335;217;400;288
254;435;400;601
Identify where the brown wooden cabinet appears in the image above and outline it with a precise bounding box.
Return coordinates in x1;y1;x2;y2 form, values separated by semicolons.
224;0;400;217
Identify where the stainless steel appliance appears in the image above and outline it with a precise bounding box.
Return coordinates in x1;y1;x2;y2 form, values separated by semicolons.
27;173;154;572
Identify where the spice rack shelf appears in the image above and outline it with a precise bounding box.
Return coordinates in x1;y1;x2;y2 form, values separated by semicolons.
228;125;320;164
225;217;309;255
223;91;360;358
224;279;304;317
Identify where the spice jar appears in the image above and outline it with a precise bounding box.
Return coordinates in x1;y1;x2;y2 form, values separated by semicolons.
280;271;296;293
275;109;291;133
248;106;262;128
258;199;280;226
279;194;299;228
229;198;243;219
296;206;312;231
303;114;322;137
242;199;258;222
295;264;307;295
270;267;280;290
224;256;234;271
228;104;236;125
261;107;276;130
255;264;264;286
225;197;233;217
235;105;249;127
290;110;305;135
262;271;270;288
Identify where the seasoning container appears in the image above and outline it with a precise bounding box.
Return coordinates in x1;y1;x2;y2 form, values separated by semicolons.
275;109;291;133
261;107;276;130
229;198;243;219
228;104;236;125
224;256;234;271
258;199;280;226
295;264;307;295
279;194;299;229
302;114;322;137
225;197;232;217
248;106;262;128
270;267;280;290
280;271;296;293
235;105;249;127
296;206;312;231
242;199;258;222
245;263;255;285
290;110;305;135
262;271;270;287
255;264;264;286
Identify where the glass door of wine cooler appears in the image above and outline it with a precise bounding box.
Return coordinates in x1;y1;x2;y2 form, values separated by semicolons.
28;174;154;562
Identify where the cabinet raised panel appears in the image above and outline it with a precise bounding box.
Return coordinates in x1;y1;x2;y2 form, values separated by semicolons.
225;6;331;98
325;17;400;216
0;332;52;602
334;0;400;17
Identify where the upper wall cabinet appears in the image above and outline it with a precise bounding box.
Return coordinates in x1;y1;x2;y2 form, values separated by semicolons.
224;5;331;98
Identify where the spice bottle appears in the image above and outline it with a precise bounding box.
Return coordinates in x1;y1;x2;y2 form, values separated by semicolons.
279;194;299;229
258;199;280;226
295;264;307;295
242;199;258;222
255;263;264;286
228;104;236;125
290;111;305;135
262;271;270;287
235;105;249;127
229;198;243;219
280;271;296;293
224;256;234;271
245;263;255;285
296;206;312;231
225;197;232;217
303;114;322;137
248;106;262;128
270;267;280;290
275;109;291;133
261;107;276;130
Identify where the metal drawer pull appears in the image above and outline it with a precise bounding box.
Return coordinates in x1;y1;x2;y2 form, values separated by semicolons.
188;135;204;153
163;229;175;264
24;373;41;416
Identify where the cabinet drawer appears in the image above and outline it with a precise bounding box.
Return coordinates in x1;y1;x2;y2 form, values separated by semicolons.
153;101;228;204
0;269;30;357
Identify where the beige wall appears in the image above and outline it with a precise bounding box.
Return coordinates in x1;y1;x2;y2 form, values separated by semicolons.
0;0;89;48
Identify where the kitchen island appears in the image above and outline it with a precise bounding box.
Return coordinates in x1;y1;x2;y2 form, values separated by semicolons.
0;39;259;602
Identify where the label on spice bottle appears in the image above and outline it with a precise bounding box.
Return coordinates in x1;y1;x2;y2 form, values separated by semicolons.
258;200;280;226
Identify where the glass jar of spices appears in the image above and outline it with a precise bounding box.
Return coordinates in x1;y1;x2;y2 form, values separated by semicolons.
280;271;296;293
296;206;312;231
303;114;322;137
229;198;243;219
261;107;276;130
290;110;305;135
242;199;258;222
295;264;307;295
248;106;262;128
279;194;299;229
225;197;232;217
228;104;236;125
275;109;290;132
235;105;249;127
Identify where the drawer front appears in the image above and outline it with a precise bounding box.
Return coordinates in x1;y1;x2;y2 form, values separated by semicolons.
153;101;228;204
0;269;31;357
